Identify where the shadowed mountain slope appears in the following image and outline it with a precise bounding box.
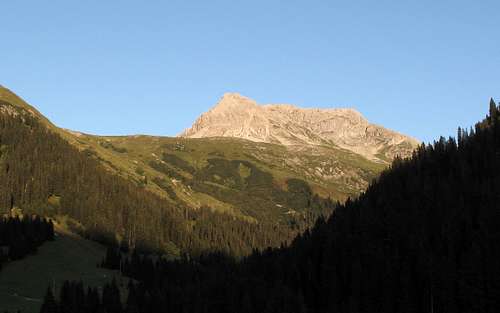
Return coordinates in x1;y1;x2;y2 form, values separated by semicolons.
82;98;500;313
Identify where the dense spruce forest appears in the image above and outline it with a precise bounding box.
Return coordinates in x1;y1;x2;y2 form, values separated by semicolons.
40;98;500;313
0;100;333;257
0;215;54;271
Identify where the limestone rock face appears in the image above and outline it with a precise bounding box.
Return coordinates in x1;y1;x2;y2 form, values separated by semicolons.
180;93;419;163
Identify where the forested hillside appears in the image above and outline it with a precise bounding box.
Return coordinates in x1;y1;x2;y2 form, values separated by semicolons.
1;85;387;236
0;96;335;257
46;98;500;313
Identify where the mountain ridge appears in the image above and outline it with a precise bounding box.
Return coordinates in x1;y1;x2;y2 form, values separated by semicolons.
180;93;420;162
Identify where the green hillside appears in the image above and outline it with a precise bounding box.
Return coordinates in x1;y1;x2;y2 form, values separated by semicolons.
72;134;384;222
0;85;386;256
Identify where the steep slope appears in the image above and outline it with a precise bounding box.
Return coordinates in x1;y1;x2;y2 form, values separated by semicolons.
180;93;420;162
0;86;54;127
0;94;192;255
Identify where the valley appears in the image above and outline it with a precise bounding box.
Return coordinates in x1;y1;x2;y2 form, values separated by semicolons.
2;2;497;312
1;87;498;313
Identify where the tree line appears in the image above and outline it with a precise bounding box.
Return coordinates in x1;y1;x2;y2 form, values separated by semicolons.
0;215;54;271
40;98;500;312
38;280;122;313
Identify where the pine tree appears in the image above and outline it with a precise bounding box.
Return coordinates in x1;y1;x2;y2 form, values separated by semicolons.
39;287;57;313
489;98;498;122
102;279;122;313
125;282;140;313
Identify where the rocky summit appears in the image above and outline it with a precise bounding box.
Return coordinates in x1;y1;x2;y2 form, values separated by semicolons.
180;93;420;163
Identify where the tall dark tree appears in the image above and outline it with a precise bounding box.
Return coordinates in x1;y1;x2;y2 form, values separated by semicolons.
39;287;57;313
489;97;498;122
102;279;122;313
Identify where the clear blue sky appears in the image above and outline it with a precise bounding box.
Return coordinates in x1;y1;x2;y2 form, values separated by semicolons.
1;1;498;143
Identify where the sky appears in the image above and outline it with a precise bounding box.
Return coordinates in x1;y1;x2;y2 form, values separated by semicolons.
0;0;498;143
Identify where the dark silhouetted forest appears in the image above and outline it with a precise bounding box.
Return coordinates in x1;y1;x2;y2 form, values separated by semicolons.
41;98;500;313
0;215;54;271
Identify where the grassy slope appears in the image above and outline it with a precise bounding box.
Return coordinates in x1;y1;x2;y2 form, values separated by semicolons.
75;135;385;221
0;223;121;313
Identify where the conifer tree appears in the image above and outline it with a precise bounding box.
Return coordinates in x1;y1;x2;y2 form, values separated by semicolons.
489;98;498;122
39;287;57;313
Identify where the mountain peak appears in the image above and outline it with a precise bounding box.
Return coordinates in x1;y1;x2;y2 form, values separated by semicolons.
212;93;258;112
180;95;420;162
221;92;249;101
